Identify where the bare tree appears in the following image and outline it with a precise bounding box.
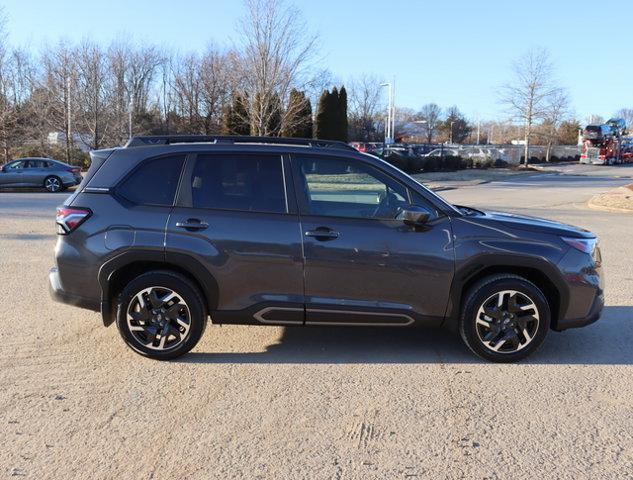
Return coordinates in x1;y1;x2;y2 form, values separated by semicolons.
542;89;570;161
39;42;79;162
75;40;114;149
158;53;175;134
171;52;204;133
237;0;317;136
199;46;233;133
418;103;442;143
614;108;633;132
0;8;18;160
500;48;561;167
348;74;383;141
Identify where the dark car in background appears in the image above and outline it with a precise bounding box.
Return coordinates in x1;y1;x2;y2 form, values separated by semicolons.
49;136;603;363
0;157;82;192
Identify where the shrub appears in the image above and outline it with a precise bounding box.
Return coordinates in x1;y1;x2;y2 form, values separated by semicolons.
384;153;502;173
520;156;542;164
383;152;414;173
473;156;493;169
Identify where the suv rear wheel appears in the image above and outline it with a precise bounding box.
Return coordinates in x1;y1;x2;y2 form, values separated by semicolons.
459;274;550;362
116;271;206;360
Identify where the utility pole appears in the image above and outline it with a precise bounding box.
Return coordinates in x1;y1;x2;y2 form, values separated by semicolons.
476;120;481;145
449;121;455;144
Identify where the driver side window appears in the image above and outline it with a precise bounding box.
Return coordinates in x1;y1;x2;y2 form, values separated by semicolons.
6;161;24;170
297;156;411;220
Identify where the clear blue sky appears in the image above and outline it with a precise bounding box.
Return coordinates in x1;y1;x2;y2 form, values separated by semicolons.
3;0;631;121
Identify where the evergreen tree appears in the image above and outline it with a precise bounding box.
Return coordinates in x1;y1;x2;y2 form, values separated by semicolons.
440;106;471;143
316;86;349;142
338;86;349;142
316;89;334;139
222;92;250;135
299;94;313;138
282;89;313;138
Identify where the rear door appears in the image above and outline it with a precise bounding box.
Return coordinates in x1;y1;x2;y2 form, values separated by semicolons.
292;154;454;327
26;159;47;186
165;152;305;325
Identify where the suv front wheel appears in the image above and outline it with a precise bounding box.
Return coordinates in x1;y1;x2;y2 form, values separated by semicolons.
116;271;207;360
459;274;551;362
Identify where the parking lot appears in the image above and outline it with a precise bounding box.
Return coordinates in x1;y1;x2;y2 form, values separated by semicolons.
1;163;632;479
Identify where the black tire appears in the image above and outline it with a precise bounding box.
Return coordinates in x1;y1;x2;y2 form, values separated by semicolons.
44;175;62;193
459;274;550;363
116;270;207;360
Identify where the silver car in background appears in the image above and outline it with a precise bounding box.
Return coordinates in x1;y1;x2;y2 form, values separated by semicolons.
0;157;83;192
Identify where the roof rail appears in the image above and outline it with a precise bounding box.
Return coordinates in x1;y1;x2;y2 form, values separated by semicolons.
124;135;356;151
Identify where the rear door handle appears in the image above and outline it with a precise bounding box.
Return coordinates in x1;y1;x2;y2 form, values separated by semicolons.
305;228;339;240
176;219;209;231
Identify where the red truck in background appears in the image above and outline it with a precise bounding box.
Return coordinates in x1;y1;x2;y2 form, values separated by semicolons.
580;118;629;165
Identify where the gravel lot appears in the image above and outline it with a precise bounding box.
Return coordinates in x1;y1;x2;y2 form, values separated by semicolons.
1;164;632;479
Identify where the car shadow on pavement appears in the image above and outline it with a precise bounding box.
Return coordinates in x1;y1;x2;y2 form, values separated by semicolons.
180;306;633;365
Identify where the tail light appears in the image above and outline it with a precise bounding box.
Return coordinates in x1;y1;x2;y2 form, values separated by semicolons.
56;207;91;234
67;167;81;174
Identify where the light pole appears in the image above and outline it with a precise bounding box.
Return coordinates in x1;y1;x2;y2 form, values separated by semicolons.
128;93;134;140
449;121;455;145
380;81;395;145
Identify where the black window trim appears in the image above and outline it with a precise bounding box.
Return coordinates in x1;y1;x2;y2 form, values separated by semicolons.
289;153;443;222
175;151;295;216
114;152;189;207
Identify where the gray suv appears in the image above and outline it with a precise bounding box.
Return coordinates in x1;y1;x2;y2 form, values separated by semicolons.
0;157;82;192
49;136;604;362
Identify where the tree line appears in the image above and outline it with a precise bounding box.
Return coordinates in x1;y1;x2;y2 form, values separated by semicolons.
0;1;353;164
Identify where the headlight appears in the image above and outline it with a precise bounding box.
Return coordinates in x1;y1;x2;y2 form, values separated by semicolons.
561;237;597;255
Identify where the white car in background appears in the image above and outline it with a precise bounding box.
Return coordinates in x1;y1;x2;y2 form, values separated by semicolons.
424;148;460;157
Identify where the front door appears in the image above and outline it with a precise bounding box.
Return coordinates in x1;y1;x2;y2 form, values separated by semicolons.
166;152;305;326
1;160;27;186
292;154;454;327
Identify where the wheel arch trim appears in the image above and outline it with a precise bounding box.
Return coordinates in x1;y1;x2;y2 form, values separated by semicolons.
444;254;569;331
98;249;218;326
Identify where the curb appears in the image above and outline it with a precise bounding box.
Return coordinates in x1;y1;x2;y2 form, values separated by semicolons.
587;184;633;213
587;198;633;213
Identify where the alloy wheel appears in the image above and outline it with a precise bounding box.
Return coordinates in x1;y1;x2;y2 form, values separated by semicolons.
475;290;540;354
126;286;191;351
45;177;61;192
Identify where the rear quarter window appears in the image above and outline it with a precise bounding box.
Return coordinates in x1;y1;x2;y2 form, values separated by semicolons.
117;155;186;206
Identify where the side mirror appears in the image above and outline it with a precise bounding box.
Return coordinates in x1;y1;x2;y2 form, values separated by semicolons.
399;205;431;226
0;166;5;173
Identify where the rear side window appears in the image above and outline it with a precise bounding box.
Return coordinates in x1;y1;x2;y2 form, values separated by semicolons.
117;155;186;206
191;154;286;213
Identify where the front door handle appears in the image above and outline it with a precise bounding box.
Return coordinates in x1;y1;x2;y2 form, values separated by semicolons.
176;219;209;231
305;227;339;240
